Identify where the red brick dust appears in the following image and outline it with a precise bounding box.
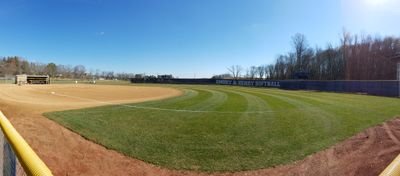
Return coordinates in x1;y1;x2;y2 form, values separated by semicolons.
0;84;398;176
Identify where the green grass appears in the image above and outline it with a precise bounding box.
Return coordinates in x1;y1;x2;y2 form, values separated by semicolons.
44;85;400;172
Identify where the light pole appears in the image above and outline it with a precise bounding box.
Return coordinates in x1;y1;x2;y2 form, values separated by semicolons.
398;61;400;97
391;54;400;97
398;62;400;80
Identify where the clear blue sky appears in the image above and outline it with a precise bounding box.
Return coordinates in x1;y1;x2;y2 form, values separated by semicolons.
1;0;399;78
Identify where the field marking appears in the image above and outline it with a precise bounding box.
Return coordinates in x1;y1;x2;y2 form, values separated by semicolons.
47;91;275;114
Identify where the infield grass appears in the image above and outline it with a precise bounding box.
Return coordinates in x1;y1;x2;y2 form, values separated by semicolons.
44;85;400;172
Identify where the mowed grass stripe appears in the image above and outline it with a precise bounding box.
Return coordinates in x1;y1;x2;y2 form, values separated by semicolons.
254;88;397;122
137;89;198;107
136;87;249;113
231;87;339;146
159;88;212;110
45;85;400;172
221;87;386;156
260;88;395;112
220;88;270;112
212;89;249;112
235;87;399;140
184;88;228;111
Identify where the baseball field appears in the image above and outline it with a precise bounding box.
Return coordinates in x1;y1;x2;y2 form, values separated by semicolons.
1;83;400;175
44;84;400;172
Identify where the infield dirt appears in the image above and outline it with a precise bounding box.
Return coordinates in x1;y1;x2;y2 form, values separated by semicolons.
0;84;398;176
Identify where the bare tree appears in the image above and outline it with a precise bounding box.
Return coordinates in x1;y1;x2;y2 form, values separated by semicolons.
73;65;86;79
292;33;309;72
341;29;352;79
256;65;265;79
45;63;57;77
227;65;242;80
249;66;257;80
266;64;275;79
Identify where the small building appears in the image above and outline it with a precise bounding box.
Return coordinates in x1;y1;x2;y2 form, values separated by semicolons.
15;75;50;84
15;74;28;84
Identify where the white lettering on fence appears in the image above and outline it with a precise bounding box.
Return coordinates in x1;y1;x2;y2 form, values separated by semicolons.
216;80;280;87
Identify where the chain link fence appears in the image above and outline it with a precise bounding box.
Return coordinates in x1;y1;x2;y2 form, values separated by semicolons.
0;77;14;84
0;130;26;176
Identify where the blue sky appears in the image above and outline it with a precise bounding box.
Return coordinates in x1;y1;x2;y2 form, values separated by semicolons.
1;0;400;78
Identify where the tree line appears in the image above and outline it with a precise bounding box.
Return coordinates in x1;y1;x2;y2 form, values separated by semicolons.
221;31;400;80
0;56;134;80
2;31;399;81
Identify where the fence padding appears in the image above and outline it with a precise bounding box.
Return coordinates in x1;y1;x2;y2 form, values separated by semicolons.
380;154;400;176
0;111;53;176
215;79;400;97
279;80;399;97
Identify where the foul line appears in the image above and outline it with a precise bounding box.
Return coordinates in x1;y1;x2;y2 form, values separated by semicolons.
47;91;275;114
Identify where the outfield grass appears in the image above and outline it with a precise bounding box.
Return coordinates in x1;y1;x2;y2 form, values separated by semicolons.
44;85;400;172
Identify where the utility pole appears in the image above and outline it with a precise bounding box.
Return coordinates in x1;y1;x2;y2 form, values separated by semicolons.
391;54;400;97
398;61;400;97
398;62;400;80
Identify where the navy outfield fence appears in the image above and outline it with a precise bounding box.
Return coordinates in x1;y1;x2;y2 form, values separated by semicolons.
216;79;400;97
130;78;400;97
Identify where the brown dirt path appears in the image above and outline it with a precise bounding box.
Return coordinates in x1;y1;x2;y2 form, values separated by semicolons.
0;84;398;176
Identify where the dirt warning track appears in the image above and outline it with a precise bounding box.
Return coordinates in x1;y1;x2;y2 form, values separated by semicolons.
0;84;399;176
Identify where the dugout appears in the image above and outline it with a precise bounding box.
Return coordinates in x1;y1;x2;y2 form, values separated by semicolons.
15;75;50;84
